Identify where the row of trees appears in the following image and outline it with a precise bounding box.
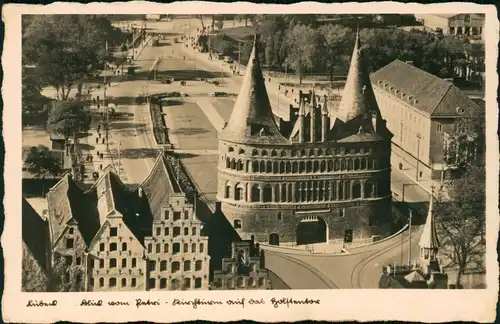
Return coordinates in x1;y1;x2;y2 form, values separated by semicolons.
210;15;484;85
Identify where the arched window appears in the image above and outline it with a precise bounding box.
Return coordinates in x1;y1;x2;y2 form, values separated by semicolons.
286;162;291;173
109;277;117;288
237;160;244;171
227;279;234;289
308;149;315;157
192;243;197;253
281;184;287;202
280;150;287;157
121;278;127;287
251;184;260;202
252;149;258;156
306;161;312;172
326;148;332;156
199;243;204;253
279;161;285;173
266;161;272;173
327;160;333;171
299;162;305;173
230;159;236;169
171;261;180;273
235;183;243;201
273;161;278;173
372;159;378;169
148;243;152;253
226;157;230;168
288;183;293;202
263;185;272;203
122;242;127;251
354;159;360;170
367;159;373;170
99;277;104;287
338;182;344;200
228;147;234;153
334;160;340;171
238;148;245;155
192;227;197;235
274;184;280;202
271;150;277;157
164;243;169;253
252;161;259;172
160;260;167;271
246;160;250;172
110;243;117;251
160;278;167;289
320;161;326;172
173;242;180;254
183;243;189;253
352;181;362;199
341;160;346;171
361;158;367;169
261;150;268;156
195;260;203;271
225;181;231;199
184;260;191;271
291;150;297;157
292;162;298;173
344;180;351;199
365;180;375;198
149;260;156;271
259;160;265;172
171;279;180;290
317;148;324;156
183;278;191;289
347;159;353;171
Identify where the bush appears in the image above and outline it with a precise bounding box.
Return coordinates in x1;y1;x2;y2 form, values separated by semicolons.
149;103;169;145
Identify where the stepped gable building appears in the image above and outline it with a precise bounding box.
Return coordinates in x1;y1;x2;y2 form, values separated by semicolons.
44;153;210;291
210;237;271;290
140;153;210;291
370;59;481;180
217;32;393;245
22;198;52;289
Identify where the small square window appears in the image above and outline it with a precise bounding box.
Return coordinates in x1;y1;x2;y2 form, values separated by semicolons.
164;210;169;220
109;278;117;287
173;227;181;237
131;278;137;287
69;228;74;235
156;227;161;236
99;259;104;268
122;258;127;268
173;212;181;221
110;227;118;237
76;257;82;265
110;258;117;268
184;227;189;235
234;220;242;229
437;124;442;132
277;212;282;220
99;243;105;252
339;209;345;217
132;258;137;268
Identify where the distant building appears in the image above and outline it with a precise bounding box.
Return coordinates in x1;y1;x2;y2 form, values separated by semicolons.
370;60;481;181
210;237;271;290
414;14;485;39
44;153;210;292
217;33;394;246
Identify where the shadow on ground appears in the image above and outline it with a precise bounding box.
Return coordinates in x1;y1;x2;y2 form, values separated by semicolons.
120;148;161;159
160;100;184;107
169;127;211;136
173;152;199;159
111;122;146;130
134;69;232;81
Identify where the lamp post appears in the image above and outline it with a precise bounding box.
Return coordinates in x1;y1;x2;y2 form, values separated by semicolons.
408;209;413;266
416;132;422;182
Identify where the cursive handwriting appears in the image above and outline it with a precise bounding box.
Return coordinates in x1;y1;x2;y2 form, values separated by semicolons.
80;299;103;306
108;300;130;306
26;300;57;307
135;298;160;308
172;298;223;309
270;297;320;308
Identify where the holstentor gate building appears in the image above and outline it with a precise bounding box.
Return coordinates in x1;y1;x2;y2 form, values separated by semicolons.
217;33;394;246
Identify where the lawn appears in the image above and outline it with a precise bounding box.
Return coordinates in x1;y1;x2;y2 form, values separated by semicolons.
212;98;235;123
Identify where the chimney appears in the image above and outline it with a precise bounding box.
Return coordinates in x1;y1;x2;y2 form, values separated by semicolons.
138;186;143;198
405;61;414;66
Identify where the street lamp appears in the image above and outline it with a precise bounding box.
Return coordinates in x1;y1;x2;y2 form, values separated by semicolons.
416;132;422;182
408;209;413;266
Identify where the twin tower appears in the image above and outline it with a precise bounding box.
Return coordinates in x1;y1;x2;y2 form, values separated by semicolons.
216;32;394;246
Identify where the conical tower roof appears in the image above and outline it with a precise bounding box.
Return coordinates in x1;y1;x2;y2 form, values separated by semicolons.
419;189;440;250
219;34;288;145
337;30;381;123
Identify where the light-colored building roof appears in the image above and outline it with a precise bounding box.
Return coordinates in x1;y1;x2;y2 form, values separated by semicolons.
404;270;426;283
219;34;289;145
370;60;480;117
419;192;440;250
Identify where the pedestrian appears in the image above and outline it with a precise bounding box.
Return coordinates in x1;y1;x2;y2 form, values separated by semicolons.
86;155;89;162
278;85;281;91
99;164;103;171
102;138;105;144
97;150;100;157
269;77;271;83
291;88;294;93
97;104;101;110
93;98;96;106
97;95;100;101
96;137;99;144
100;152;104;159
97;125;100;133
98;132;102;138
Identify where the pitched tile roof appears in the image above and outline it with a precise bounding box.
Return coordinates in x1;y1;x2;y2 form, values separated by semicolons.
370;60;480;117
139;152;183;222
219;34;289;145
22;198;50;274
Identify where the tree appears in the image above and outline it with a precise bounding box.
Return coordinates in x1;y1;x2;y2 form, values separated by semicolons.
285;24;320;84
24;145;62;179
434;164;486;288
23;15;120;100
48;100;90;155
318;24;352;82
22;247;49;292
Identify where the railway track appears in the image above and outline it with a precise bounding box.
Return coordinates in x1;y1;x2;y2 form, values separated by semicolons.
267;251;338;289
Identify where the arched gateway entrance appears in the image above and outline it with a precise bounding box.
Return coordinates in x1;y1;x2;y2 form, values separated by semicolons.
296;216;328;246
